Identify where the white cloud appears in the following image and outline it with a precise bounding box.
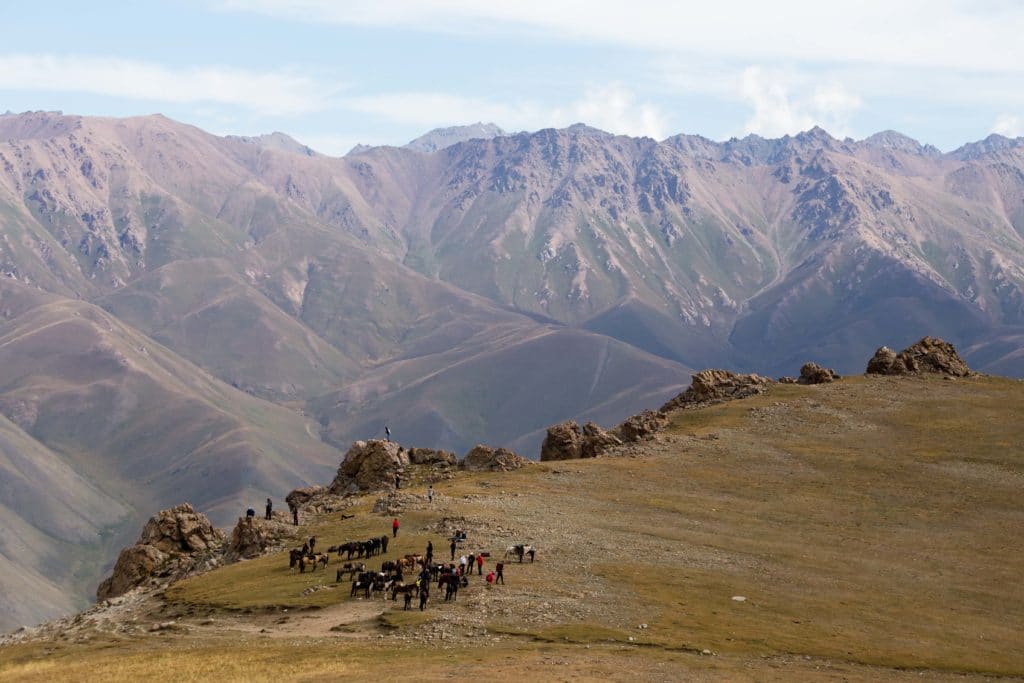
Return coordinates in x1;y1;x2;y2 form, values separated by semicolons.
0;54;332;116
739;67;862;138
992;114;1022;138
218;1;1024;74
346;84;667;139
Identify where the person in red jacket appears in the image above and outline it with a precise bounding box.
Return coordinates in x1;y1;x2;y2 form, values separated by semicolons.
476;553;484;575
392;517;400;538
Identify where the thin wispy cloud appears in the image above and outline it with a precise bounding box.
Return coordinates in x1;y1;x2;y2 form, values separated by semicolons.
0;54;333;116
218;1;1024;73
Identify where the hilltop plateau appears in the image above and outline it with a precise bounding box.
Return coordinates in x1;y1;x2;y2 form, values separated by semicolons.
2;365;1021;681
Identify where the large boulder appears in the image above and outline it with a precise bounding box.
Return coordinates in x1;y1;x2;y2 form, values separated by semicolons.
866;337;971;377
329;440;409;494
540;421;622;461
227;516;273;560
96;503;224;601
137;503;223;553
407;447;458;467
461;445;530;472
96;545;169;601
660;369;773;412
540;421;584;461
798;362;840;385
285;485;326;510
581;422;623;456
611;410;668;443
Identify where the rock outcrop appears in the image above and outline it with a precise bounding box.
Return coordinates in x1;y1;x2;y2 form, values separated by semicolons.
96;503;224;600
227;516;275;560
329;440;409;494
460;445;530;472
407;447;458;467
798;362;840;384
611;410;668;443
660;369;773;412
865;337;971;377
285;485;326;511
540;421;623;461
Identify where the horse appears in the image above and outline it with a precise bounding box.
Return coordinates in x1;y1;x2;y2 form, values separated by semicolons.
504;544;536;563
351;571;376;597
335;562;365;582
390;581;419;601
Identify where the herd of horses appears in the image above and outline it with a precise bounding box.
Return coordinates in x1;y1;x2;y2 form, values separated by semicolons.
284;532;537;608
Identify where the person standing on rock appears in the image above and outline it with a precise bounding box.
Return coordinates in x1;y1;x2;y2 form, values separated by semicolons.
428;485;434;504
290;503;298;526
394;472;401;489
496;562;504;584
392;517;400;538
265;498;273;520
450;538;457;561
426;540;433;563
476;553;484;575
385;425;391;442
459;554;467;576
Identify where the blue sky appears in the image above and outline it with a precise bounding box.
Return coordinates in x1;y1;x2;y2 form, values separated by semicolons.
1;1;1022;155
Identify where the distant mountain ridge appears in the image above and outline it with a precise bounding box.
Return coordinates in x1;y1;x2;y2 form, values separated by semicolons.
1;110;1024;628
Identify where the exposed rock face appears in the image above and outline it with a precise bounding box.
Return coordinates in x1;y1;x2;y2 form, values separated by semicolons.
329;440;409;494
660;369;773;412
540;421;623;461
285;485;326;510
407;447;458;467
611;410;668;443
227;516;272;560
96;503;224;600
461;445;530;471
582;422;623;455
865;337;972;377
866;346;898;374
798;362;840;384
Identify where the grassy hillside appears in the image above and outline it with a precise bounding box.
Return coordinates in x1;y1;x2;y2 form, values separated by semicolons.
2;374;1020;680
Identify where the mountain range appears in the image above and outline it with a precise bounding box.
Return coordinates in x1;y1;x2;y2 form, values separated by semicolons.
1;110;1023;629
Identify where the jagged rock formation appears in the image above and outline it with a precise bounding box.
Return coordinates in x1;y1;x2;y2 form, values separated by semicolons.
227;516;286;560
460;445;530;472
866;337;972;377
407;447;458;467
798;362;840;384
611;410;669;443
97;504;224;600
540;421;623;461
285;486;327;511
660;370;774;412
329;440;409;494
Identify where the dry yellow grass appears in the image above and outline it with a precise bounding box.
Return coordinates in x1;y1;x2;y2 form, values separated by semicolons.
2;374;1022;681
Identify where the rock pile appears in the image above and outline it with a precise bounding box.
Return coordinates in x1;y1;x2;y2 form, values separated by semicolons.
461;445;530;472
329;440;409;494
613;409;668;442
659;369;773;412
866;336;971;377
96;503;224;600
407;447;458;467
540;421;623;461
798;362;840;384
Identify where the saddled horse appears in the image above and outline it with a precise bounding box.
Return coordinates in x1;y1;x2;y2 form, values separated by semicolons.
504;544;536;563
335;562;365;582
390;581;420;601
